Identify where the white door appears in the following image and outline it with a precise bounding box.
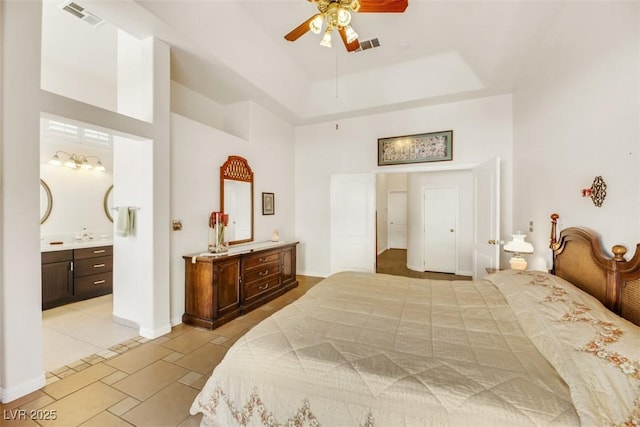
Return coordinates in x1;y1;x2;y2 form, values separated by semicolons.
424;187;457;273
387;190;407;249
330;174;376;274
472;157;501;279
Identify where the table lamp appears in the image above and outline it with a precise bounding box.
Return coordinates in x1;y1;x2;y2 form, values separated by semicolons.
504;232;534;270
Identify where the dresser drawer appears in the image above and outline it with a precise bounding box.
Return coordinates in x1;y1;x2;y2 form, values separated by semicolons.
244;276;281;301
244;251;280;270
74;256;113;277
75;245;113;260
74;273;112;295
244;260;280;284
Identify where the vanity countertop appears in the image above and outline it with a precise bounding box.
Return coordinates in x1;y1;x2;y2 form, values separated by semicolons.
41;240;113;253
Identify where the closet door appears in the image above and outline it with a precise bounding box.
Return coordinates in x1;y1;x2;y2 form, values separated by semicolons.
330;174;376;274
423;187;457;273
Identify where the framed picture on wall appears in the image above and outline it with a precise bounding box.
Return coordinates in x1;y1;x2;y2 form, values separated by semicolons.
262;192;275;215
378;130;453;166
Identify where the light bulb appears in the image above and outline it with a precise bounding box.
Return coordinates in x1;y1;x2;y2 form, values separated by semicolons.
345;25;358;43
309;15;323;34
320;27;332;47
336;8;351;26
49;154;62;167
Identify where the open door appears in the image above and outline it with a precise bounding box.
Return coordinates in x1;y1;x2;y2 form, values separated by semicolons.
330;174;376;274
472;157;501;279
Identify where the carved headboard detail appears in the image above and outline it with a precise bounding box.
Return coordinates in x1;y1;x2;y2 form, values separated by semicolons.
550;213;640;326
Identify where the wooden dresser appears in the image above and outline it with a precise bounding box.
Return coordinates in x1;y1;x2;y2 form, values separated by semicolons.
182;242;298;329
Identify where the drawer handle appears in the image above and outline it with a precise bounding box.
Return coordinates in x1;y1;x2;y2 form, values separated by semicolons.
258;283;269;291
93;249;106;254
259;270;269;277
93;280;106;285
93;263;106;268
259;257;268;263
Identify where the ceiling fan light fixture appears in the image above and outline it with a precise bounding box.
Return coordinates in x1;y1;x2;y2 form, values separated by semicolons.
309;14;324;34
320;26;332;47
345;25;358;43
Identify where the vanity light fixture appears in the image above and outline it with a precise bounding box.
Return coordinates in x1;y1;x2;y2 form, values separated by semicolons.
48;151;106;171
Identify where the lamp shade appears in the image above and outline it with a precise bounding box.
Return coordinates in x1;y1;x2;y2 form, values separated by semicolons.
504;233;534;254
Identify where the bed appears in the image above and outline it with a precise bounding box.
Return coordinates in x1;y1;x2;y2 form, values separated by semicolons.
190;215;640;426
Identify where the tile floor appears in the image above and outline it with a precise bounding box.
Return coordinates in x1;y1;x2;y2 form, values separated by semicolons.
42;294;140;372
1;276;323;427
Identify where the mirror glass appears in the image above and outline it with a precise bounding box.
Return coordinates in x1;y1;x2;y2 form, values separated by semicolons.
40;179;53;224
104;185;114;222
221;156;253;245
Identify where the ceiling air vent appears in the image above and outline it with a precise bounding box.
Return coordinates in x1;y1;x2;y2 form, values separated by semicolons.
355;38;381;53
59;1;104;27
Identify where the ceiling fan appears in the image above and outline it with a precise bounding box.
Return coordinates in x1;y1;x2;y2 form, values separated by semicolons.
284;0;408;52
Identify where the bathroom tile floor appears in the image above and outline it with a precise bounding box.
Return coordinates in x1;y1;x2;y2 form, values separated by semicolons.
2;276;323;426
42;294;140;372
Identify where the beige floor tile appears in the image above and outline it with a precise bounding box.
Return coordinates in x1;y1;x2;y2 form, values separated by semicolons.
188;372;210;391
209;335;229;345
108;396;140;416
162;323;190;338
111;360;189;401
42;363;118;400
0;413;40;426
160;329;217;354
172;343;228;374
121;382;199;427
209;319;251;338
177;371;204;387
19;393;56;412
38;382;126;427
162;351;185;363
101;370;129;386
177;413;203;427
80;411;133;427
42;327;104;372
104;343;173;374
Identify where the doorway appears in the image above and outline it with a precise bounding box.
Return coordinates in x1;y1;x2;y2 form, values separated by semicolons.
387;190;407;249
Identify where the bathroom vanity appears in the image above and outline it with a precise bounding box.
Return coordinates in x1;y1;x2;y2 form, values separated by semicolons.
41;242;113;309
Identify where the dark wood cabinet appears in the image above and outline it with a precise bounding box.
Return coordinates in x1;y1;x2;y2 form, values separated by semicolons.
42;250;73;309
41;245;113;310
183;242;298;329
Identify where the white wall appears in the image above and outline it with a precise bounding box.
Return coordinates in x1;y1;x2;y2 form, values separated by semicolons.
169;95;295;325
513;1;640;271
41;0;118;112
295;94;513;277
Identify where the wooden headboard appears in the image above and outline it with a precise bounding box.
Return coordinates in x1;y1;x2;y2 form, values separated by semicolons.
550;213;640;326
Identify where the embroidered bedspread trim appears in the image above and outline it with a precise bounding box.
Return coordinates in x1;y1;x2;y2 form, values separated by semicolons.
487;270;640;426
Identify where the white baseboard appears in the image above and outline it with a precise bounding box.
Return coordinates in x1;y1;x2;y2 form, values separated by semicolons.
138;324;172;339
1;373;46;403
112;314;138;329
297;270;328;278
170;316;183;327
406;263;423;272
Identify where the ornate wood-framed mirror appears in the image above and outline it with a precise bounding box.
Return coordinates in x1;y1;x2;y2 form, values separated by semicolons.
220;156;254;245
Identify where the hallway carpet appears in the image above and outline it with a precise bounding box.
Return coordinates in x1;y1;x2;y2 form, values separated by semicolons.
376;248;471;281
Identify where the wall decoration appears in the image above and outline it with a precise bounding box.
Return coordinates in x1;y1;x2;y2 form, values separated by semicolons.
262;192;275;215
378;130;453;166
590;176;607;207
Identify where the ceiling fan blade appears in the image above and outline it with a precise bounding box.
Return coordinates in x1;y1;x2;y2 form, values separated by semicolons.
284;14;321;41
338;27;360;52
357;0;408;13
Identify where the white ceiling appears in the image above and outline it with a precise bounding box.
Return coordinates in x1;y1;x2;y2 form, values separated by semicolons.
83;0;568;125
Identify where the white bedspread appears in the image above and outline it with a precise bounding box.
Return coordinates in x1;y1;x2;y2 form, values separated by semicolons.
190;271;598;426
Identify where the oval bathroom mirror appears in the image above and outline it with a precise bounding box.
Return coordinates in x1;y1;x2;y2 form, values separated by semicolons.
104;185;114;222
40;179;53;224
